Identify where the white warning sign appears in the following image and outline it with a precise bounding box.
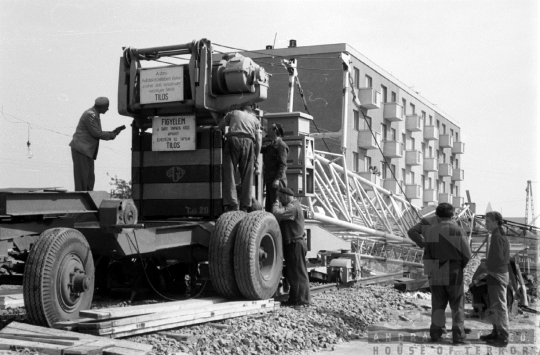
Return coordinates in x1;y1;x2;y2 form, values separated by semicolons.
152;116;196;151
140;66;184;104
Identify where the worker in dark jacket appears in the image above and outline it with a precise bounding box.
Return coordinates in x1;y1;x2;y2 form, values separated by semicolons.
69;97;123;191
261;123;289;212
407;208;440;248
423;203;471;345
480;211;510;347
272;187;310;308
218;106;261;212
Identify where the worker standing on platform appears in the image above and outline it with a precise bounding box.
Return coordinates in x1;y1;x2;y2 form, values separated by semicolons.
261;123;289;212
480;211;510;347
218;105;261;212
272;187;310;309
69;97;124;191
423;203;471;345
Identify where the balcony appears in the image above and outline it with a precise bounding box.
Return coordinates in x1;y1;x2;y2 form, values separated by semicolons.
423;189;438;203
423;158;438;172
405;150;422;166
453;196;464;207
439;134;454;148
358;172;380;191
382;141;403;158
452;141;465;154
438;193;452;204
405;114;423;132
383;179;402;195
358;88;381;109
357;130;381;150
383;102;403;122
405;184;422;199
423;125;439;141
452;168;464;181
438;163;453;177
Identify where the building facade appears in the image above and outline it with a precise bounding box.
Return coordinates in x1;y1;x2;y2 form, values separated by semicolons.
243;42;464;208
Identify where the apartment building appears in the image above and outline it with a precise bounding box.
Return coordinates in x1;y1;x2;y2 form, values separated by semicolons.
241;42;464;208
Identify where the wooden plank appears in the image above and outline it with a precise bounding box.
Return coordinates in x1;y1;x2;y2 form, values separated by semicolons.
0;333;75;346
105;303;279;339
1;332;81;341
83;301;274;336
53;318;98;330
78;299;273;330
63;345;104;355
2;322;152;354
132;182;222;200
103;346;150;355
80;297;227;320
0;337;64;355
0;289;23;296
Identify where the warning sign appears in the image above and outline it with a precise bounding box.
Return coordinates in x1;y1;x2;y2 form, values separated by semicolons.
152;116;196;151
140;66;184;104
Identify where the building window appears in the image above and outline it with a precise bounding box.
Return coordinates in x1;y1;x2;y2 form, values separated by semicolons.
365;156;372;172
353;152;359;172
421;174;425;189
364;116;372;129
391;128;396;141
410;103;415;115
354;67;360;88
429;115;433;125
391;91;397;102
442;123;446;134
450;183;454;195
402;133;406;144
436;119;440;128
381;85;388;103
402;168;406;184
381;161;387;179
421;142;426;158
456;185;459;196
390;164;396;177
450;128;454;137
442;152;447;163
455;158;459;168
456;132;459;141
437;149;440;161
428;177;432;189
365;75;372;88
450;155;454;165
402;99;407;116
381;123;387;141
421;111;426;121
410;171;415;184
353;110;360;130
429;146;433;157
410;137;415;150
442;181;446;193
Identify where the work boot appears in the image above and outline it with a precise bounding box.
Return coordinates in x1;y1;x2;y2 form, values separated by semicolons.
487;337;508;347
480;332;498;341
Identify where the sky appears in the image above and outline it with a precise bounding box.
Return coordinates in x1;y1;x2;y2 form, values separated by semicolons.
0;0;538;219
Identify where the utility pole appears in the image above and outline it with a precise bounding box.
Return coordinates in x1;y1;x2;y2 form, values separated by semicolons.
525;180;535;226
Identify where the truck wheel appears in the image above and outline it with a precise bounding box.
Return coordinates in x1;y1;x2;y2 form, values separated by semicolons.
23;228;94;327
209;211;247;299
234;211;283;299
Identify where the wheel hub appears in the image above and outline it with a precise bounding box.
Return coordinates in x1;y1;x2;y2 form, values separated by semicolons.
259;234;276;281
58;254;88;311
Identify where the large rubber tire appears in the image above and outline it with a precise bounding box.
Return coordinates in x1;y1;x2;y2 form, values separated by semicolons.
209;211;247;299
234;211;283;299
23;228;95;327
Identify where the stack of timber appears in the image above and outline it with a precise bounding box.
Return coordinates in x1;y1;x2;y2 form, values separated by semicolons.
54;297;279;338
0;321;152;354
0;289;24;309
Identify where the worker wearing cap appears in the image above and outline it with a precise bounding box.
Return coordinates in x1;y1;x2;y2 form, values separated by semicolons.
218;105;261;212
423;203;471;345
272;187;310;308
69;97;124;191
261;123;289;212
